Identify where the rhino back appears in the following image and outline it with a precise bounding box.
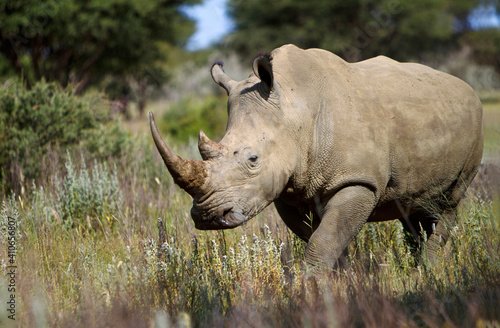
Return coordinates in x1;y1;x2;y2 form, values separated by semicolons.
272;45;483;209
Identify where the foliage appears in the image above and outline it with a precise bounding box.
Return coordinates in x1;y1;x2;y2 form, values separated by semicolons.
80;123;132;160
57;153;122;232
160;95;228;143
0;0;200;93
0;89;498;327
226;0;479;62
1;155;498;326
462;28;500;75
0;80;95;185
0;80;130;193
153;222;301;321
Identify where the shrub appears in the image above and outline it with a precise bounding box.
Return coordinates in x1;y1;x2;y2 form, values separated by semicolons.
0;80;130;193
80;123;132;160
57;153;122;232
160;95;228;143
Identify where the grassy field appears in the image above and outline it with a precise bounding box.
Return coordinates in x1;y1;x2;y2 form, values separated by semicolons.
0;95;499;327
483;100;500;156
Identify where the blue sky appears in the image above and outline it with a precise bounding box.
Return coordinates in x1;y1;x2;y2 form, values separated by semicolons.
469;4;500;29
182;0;234;51
183;1;500;51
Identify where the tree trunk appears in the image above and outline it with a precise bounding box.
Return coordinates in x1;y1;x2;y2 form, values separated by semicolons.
137;78;148;118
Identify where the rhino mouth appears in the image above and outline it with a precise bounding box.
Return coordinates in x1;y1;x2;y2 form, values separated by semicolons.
191;206;247;230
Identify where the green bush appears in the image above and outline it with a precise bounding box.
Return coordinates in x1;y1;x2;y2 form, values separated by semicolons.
0;80;130;192
57;153;122;232
81;123;132;160
161;95;228;143
462;28;500;76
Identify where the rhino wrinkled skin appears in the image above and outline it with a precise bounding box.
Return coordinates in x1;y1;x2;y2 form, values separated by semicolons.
150;44;483;270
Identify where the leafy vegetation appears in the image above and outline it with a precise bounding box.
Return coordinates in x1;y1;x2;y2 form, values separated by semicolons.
0;81;130;193
0;1;499;326
57;154;122;232
227;0;481;61
0;145;498;326
160;95;228;143
462;28;500;75
0;0;202;117
0;86;498;326
0;0;200;92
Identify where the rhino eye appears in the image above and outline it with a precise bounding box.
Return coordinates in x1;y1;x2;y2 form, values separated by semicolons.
248;155;259;164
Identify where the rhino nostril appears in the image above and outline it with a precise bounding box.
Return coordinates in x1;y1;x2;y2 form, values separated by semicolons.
223;208;232;217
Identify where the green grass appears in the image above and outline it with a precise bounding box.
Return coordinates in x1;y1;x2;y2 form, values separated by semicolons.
0;98;499;327
483;100;500;155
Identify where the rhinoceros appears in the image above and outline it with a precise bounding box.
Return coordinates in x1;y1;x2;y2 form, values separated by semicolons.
150;44;483;270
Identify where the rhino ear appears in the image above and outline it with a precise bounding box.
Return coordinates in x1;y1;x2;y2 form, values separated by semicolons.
252;54;274;92
211;62;236;95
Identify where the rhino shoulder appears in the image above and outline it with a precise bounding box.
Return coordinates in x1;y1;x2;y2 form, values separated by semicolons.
273;44;346;66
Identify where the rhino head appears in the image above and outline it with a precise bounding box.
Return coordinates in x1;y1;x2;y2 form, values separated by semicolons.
150;54;295;230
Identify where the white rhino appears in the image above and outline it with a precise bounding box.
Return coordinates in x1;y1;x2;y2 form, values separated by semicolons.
150;44;483;270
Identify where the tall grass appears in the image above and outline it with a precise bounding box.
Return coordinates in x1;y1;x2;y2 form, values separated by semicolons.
0;139;498;327
0;90;499;327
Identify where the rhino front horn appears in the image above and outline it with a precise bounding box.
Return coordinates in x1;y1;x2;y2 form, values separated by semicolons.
198;130;226;160
149;112;208;197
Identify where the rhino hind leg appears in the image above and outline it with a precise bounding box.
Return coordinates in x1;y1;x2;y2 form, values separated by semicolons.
399;208;454;264
425;209;454;263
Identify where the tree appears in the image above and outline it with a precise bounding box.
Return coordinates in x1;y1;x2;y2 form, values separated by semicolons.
462;28;500;75
0;0;199;108
461;2;500;76
226;0;479;62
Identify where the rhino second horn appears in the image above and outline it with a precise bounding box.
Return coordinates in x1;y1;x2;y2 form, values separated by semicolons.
149;112;208;197
211;62;237;95
198;130;225;160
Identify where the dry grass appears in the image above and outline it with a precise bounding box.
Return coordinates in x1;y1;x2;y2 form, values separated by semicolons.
0;97;499;328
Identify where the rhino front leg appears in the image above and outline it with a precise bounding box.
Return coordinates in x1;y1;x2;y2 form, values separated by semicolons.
274;199;314;242
304;185;377;271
